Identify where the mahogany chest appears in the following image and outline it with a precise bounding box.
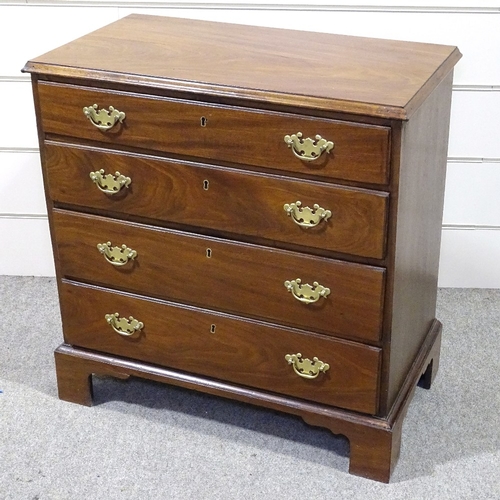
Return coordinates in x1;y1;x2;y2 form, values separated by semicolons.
24;15;461;482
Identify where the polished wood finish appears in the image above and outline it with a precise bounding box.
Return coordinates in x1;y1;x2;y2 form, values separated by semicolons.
38;83;390;185
384;73;454;408
26;15;460;482
54;319;442;483
52;209;385;343
59;280;381;414
24;15;460;119
45;142;389;259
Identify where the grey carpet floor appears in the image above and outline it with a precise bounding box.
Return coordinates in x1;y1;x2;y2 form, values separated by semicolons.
1;276;499;500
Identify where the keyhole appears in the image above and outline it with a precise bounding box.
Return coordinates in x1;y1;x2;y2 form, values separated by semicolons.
200;116;207;127
206;248;212;258
210;324;216;333
203;180;209;191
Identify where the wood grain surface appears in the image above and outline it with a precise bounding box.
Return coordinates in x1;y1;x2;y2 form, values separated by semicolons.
45;142;388;259
24;15;461;119
27;13;461;482
385;73;454;409
59;280;381;414
54;320;442;481
52;209;385;343
38;82;390;185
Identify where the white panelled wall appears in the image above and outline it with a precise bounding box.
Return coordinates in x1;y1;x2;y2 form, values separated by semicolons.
1;1;499;287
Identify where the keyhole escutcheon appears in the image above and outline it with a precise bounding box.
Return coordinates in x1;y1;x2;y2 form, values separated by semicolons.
206;248;212;258
210;324;216;334
203;180;209;191
200;116;208;127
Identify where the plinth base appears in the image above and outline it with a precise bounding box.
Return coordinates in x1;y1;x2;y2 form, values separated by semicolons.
55;320;442;482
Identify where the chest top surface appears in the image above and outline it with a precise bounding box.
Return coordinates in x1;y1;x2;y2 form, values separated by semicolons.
23;14;461;120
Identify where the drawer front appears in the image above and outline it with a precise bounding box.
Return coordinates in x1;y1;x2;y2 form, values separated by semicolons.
53;210;385;342
45;143;388;259
38;82;390;185
59;281;381;414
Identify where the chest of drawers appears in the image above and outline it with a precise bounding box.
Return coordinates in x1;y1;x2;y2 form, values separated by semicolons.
24;15;461;482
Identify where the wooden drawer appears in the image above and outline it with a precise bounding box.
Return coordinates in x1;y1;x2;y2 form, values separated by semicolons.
53;210;385;343
38;82;390;185
59;280;381;414
45;142;388;259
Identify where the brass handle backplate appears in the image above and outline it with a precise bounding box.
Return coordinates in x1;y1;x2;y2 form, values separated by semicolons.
285;353;330;379
83;104;126;131
89;169;131;194
105;313;143;337
284;132;334;162
284;201;332;228
284;278;330;304
97;242;137;266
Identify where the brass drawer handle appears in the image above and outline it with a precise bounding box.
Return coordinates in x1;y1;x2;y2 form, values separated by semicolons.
284;132;334;162
97;242;137;266
89;169;131;194
105;313;143;337
284;278;330;304
83;104;126;131
284;201;331;228
285;353;330;379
